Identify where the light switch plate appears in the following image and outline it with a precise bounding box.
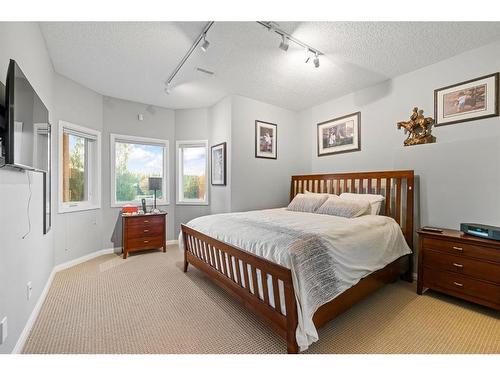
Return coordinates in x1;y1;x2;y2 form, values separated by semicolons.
0;317;7;345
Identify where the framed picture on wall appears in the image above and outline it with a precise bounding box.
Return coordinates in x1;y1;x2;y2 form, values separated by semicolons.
434;73;499;127
255;120;277;159
211;142;226;186
317;112;361;156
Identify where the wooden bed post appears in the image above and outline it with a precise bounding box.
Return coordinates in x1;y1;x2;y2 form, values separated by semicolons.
401;172;414;282
284;279;299;354
182;229;189;273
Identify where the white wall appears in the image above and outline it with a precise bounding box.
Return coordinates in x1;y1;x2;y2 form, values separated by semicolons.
102;96;176;244
53;74;104;264
0;22;55;354
231;95;309;211
174;108;211;234
302;41;500;232
209;96;232;214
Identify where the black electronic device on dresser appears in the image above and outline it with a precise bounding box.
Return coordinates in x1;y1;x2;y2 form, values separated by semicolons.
460;223;500;241
417;228;500;311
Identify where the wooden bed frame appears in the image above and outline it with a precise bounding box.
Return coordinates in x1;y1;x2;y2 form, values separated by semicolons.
181;170;414;353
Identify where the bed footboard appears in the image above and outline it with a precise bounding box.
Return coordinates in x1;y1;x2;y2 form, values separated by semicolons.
181;224;299;353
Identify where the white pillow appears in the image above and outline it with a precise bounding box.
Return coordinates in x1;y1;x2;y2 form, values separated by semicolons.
304;189;336;197
287;193;328;213
339;193;385;215
316;196;370;218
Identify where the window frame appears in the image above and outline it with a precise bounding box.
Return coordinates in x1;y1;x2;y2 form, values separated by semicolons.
58;120;102;214
176;140;209;206
110;133;170;208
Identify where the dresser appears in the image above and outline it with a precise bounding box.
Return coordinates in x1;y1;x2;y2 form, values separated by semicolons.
417;228;500;310
122;212;167;259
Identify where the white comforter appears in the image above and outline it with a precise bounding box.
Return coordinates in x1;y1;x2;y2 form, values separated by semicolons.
180;208;411;351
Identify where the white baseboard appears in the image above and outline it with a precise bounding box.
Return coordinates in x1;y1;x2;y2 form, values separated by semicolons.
11;268;56;354
166;240;178;245
54;248;119;273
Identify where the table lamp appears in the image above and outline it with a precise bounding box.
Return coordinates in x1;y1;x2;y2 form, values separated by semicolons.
148;177;162;211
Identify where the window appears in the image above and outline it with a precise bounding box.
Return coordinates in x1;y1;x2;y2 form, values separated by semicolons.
110;134;169;207
176;140;208;205
58;121;101;213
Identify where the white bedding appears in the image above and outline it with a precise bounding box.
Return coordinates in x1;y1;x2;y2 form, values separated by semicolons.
179;208;411;351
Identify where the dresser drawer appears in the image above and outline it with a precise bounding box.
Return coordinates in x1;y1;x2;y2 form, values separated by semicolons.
423;268;500;305
422;237;500;263
424;249;500;284
125;215;164;228
126;236;164;251
126;224;164;239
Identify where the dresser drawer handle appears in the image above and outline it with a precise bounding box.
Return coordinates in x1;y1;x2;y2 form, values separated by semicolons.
144;220;149;223
453;282;463;287
144;229;149;233
452;263;463;268
144;240;149;243
452;246;463;251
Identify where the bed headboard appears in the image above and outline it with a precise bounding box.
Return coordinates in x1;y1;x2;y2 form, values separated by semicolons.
290;170;414;247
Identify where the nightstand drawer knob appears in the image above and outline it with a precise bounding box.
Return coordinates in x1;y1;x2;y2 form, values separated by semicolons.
453;282;463;287
144;229;149;232
144;240;149;243
452;263;463;268
144;220;149;223
452;246;463;251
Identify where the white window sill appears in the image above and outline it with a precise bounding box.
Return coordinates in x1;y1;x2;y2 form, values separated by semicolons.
176;201;209;206
111;201;170;208
58;204;101;214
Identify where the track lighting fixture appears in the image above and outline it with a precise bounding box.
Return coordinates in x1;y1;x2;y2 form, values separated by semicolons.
200;34;210;52
165;83;172;94
258;21;323;69
313;52;320;68
279;35;289;52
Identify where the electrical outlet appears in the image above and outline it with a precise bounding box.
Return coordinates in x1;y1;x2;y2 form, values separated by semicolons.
0;317;7;345
27;281;32;301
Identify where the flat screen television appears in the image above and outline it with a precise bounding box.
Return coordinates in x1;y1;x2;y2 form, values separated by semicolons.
1;59;50;172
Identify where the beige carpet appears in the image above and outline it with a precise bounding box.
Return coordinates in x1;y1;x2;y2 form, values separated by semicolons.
23;245;499;354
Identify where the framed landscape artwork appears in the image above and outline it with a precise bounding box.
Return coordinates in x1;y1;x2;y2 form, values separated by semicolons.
211;142;226;186
434;73;499;127
317;112;361;156
255;120;277;159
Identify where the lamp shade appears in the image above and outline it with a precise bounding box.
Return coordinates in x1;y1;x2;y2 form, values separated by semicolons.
148;177;162;191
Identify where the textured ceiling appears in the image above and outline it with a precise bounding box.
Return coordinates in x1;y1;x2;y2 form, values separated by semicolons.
40;22;500;111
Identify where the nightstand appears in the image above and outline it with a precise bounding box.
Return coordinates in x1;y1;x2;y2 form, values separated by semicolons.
122;212;167;259
417;228;500;310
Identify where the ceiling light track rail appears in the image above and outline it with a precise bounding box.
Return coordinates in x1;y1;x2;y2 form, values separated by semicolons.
165;21;323;94
256;21;324;56
165;21;214;88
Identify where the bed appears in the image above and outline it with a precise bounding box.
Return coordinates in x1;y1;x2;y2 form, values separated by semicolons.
180;170;414;353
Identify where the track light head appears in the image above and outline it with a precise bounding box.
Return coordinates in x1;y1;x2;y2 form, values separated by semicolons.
313;53;320;68
201;35;210;52
165;83;172;94
279;35;289;52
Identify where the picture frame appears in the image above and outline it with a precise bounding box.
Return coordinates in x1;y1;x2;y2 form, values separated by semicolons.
211;142;226;186
255;120;277;159
434;73;499;127
317;112;361;157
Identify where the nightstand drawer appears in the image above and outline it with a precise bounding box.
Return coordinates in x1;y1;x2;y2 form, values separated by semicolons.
422;237;500;263
126;224;164;238
423;268;500;305
127;236;164;251
126;215;164;227
424;249;500;284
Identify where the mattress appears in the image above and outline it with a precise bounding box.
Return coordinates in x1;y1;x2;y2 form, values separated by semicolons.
179;208;411;351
